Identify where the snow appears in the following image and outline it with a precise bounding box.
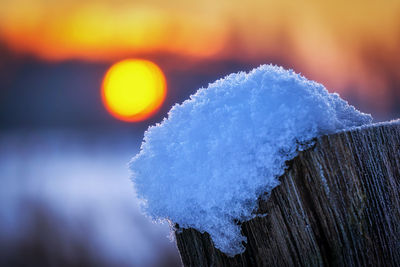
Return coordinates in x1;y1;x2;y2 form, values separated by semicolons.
130;64;372;256
0;131;179;266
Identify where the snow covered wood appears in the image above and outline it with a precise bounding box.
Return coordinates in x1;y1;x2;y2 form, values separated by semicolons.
131;65;372;255
175;122;400;266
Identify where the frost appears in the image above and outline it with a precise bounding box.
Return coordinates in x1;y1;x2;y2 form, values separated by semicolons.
130;64;372;256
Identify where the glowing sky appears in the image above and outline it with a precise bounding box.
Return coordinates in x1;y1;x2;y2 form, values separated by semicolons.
1;0;400;115
2;0;399;60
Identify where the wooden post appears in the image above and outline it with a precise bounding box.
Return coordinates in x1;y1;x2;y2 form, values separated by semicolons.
175;123;400;266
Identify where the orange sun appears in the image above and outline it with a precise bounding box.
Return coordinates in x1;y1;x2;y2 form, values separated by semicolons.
101;59;167;122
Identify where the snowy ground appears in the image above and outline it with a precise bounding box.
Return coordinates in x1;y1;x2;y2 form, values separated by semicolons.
0;130;180;266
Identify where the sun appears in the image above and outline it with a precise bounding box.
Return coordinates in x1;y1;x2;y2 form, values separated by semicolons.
101;59;167;122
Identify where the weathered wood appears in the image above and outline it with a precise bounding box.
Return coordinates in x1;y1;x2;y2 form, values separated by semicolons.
175;123;400;266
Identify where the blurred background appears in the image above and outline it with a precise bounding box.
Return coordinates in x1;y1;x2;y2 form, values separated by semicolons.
0;0;399;266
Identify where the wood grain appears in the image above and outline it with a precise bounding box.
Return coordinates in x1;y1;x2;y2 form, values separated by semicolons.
175;123;400;266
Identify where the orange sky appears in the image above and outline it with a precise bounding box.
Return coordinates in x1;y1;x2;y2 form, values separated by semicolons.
1;0;399;60
1;0;400;114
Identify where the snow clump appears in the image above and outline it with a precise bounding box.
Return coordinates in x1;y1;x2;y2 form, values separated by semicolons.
130;64;372;256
